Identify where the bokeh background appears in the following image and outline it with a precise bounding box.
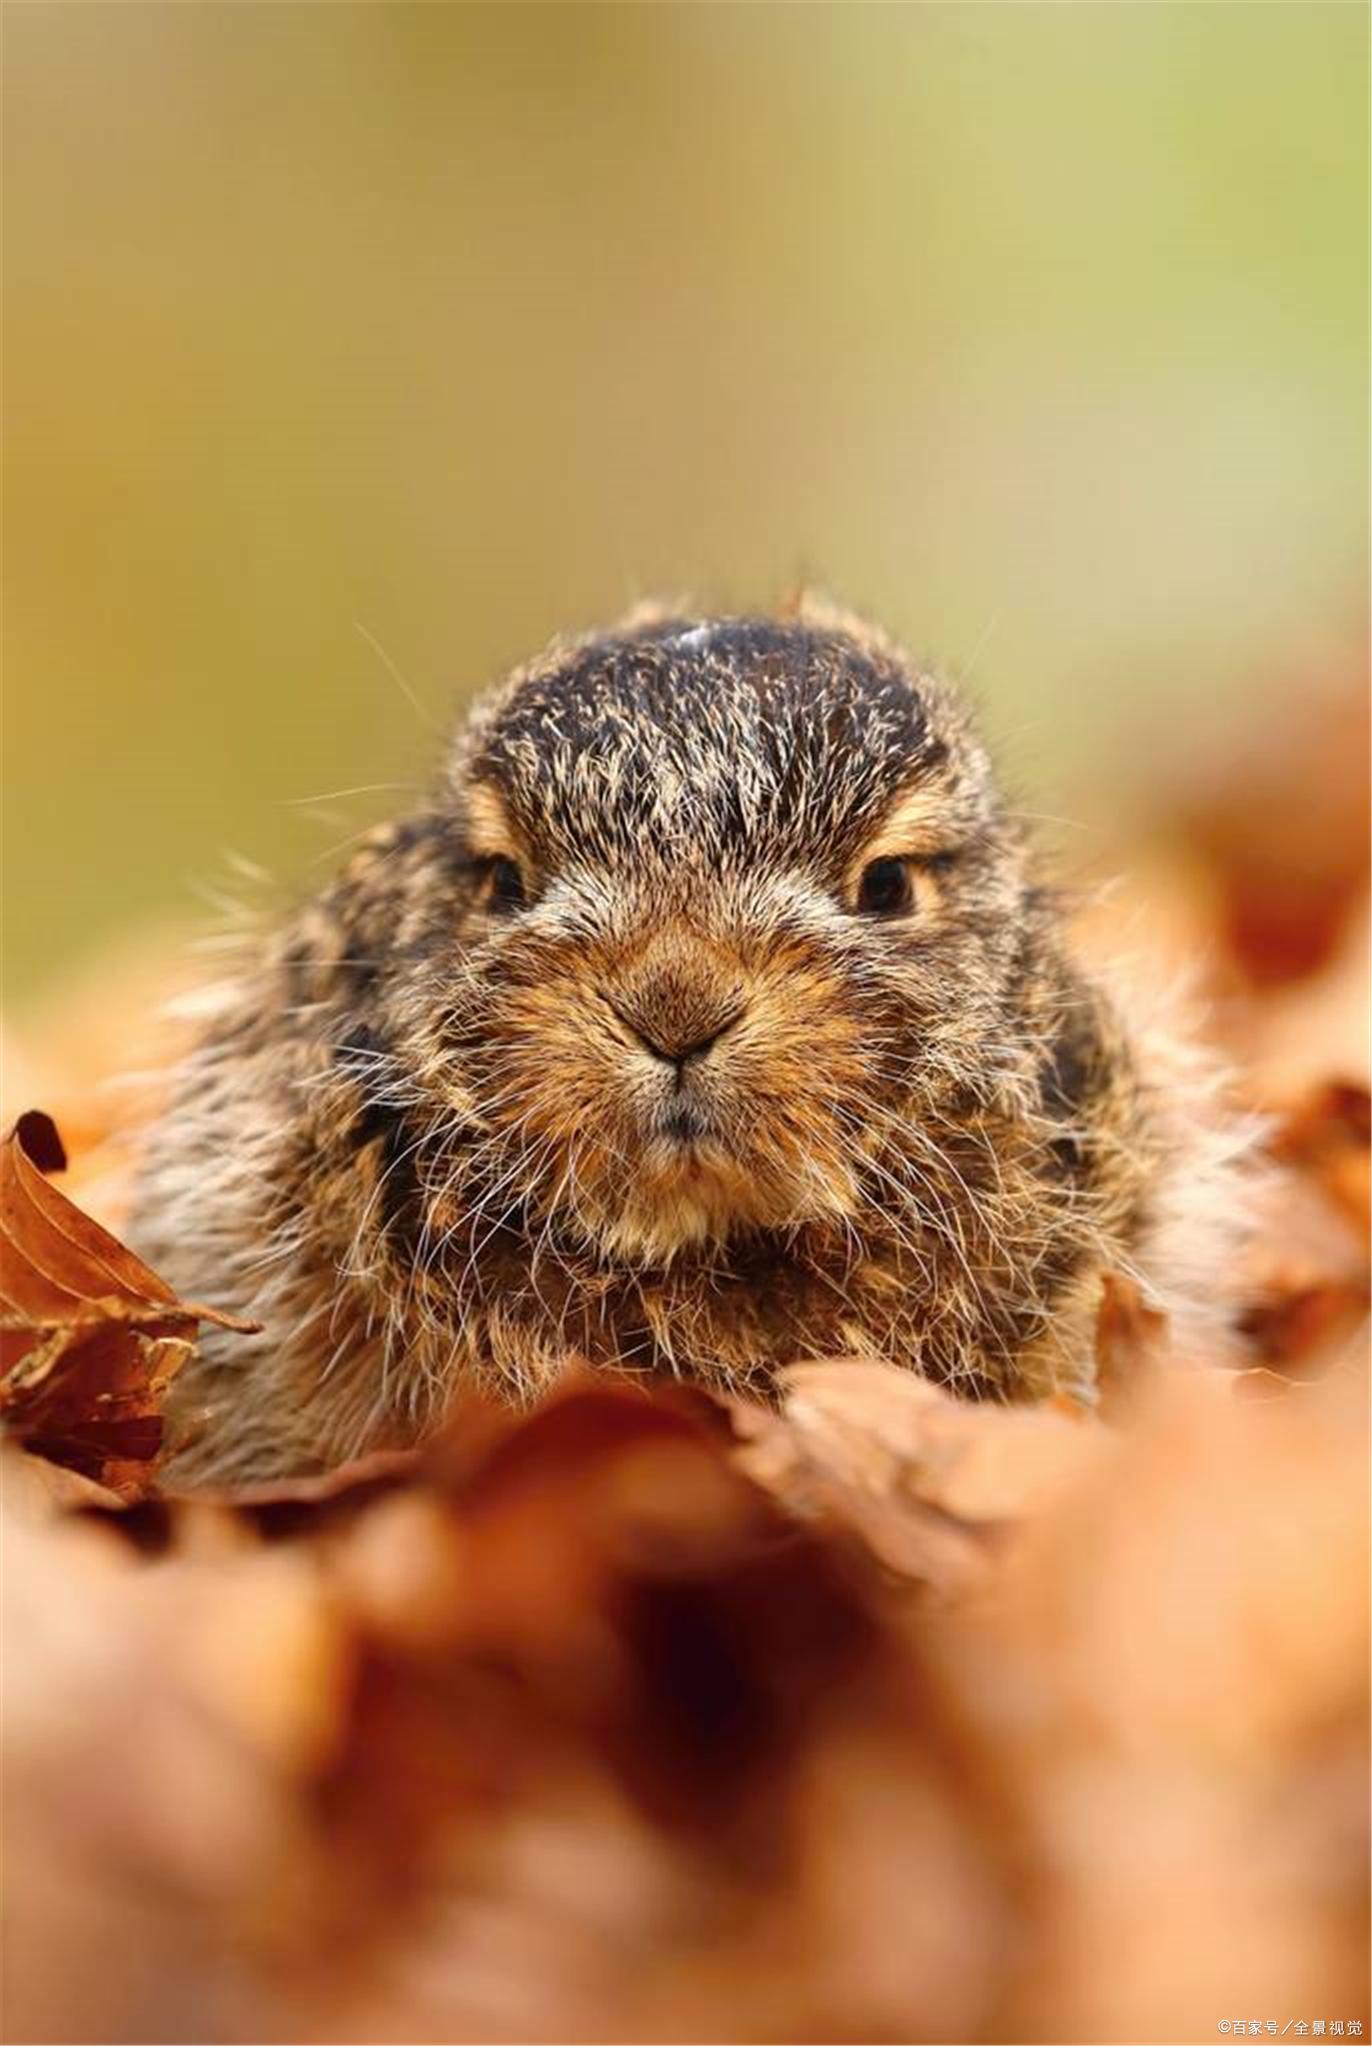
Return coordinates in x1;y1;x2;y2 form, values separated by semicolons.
4;1;1367;1015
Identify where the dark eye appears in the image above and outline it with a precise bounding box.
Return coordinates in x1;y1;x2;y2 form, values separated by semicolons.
482;855;526;914
855;856;914;918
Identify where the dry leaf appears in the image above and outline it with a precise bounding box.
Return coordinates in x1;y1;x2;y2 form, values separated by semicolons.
1269;1077;1372;1235
1094;1271;1171;1408
955;1361;1370;2042
0;1109;254;1498
254;1378;1005;2043
1239;1276;1371;1373
733;1359;1103;1593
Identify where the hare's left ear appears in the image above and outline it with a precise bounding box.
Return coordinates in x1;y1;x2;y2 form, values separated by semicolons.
461;780;538;915
462;780;523;863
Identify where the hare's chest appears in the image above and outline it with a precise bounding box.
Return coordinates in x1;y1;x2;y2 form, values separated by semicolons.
480;1241;936;1399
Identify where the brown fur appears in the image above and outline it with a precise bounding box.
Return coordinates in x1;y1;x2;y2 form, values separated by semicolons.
131;599;1249;1483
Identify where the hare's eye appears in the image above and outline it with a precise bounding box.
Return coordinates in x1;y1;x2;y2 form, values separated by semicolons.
856;856;914;918
482;856;526;915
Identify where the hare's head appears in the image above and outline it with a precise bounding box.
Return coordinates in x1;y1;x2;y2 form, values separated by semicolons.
395;603;1030;1266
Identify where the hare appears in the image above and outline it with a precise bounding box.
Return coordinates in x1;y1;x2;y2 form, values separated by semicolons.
132;599;1246;1483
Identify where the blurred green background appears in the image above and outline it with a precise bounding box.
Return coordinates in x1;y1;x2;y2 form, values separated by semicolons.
4;2;1367;1013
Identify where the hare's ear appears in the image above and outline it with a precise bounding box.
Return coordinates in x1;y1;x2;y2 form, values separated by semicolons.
775;580;827;621
611;595;698;639
784;588;907;667
462;780;523;863
466;777;521;851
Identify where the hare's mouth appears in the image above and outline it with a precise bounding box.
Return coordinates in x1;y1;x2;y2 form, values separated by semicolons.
599;1160;759;1262
602;1116;807;1261
550;1064;860;1262
643;1129;739;1191
654;1096;715;1148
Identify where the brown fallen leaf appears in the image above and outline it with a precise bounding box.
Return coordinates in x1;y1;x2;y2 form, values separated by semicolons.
3;1441;129;1516
733;1359;1103;1594
1268;1076;1372;1236
957;1358;1370;2043
1226;1080;1372;1382
1238;1275;1371;1374
0;1109;255;1498
1094;1270;1171;1409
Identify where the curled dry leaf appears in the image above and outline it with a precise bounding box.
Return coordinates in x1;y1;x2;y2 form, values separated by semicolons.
1239;1277;1371;1375
1093;1270;1171;1407
0;1109;255;1498
4;1443;128;1517
1269;1077;1371;1236
1231;1079;1372;1380
733;1358;1102;1593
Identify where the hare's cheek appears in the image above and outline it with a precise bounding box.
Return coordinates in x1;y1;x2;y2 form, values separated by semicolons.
473;985;639;1129
726;960;873;1087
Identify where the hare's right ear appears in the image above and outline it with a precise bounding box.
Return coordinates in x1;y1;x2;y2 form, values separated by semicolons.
775;580;825;621
786;588;906;669
611;595;698;638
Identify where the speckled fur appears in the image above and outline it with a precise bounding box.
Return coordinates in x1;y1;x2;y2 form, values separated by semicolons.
131;599;1249;1483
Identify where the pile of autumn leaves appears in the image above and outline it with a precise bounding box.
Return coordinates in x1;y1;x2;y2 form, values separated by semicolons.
2;690;1368;2044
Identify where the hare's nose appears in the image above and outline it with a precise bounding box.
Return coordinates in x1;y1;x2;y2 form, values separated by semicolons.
631;1013;741;1070
608;922;747;1071
608;996;744;1071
